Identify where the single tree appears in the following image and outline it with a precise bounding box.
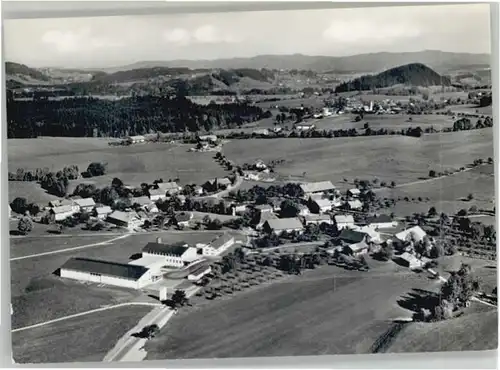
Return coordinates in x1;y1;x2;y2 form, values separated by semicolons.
17;216;33;235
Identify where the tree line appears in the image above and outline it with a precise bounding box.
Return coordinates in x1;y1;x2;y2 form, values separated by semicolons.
6;95;265;138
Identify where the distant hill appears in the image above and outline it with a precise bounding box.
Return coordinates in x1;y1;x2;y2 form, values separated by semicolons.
334;63;451;93
95;50;490;74
5;62;50;83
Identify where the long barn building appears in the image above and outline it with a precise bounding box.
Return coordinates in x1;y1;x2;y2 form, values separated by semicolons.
60;257;161;289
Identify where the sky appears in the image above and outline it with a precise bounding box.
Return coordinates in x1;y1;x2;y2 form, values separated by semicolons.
3;3;491;69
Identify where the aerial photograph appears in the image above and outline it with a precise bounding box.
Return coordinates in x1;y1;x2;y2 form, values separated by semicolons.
4;2;497;364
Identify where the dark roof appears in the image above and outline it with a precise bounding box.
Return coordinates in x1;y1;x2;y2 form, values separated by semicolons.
366;214;393;224
142;241;189;256
60;257;148;281
338;229;367;244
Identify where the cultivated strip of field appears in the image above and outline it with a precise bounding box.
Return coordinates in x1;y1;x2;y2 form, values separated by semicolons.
12;305;153;364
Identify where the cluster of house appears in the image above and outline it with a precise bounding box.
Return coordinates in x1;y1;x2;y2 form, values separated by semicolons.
37;177;240;230
243;160;275;182
59;233;236;290
247;181;367;235
191;135;220;152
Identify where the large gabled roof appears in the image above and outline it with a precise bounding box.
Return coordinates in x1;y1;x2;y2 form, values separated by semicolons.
338;229;367;244
264;217;303;231
142;241;190;256
300;181;335;194
60;257;149;281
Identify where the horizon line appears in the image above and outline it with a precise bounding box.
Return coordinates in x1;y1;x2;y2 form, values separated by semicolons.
6;48;492;71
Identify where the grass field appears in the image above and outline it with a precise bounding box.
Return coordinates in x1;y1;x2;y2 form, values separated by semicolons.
144;253;496;359
8;138;228;192
223;129;494;187
12;305;153;364
377;164;495;216
437;104;493;116
9;234;112;259
8;181;61;205
386;308;497;353
144;259;443;360
313;113;456;132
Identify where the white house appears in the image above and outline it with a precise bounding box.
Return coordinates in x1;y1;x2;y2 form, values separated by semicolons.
203;234;235;256
142;238;198;268
157;182;182;195
295;123;315;131
346;199;363;210
94;205;112;219
398;252;424;270
131;196;153;209
365;214;398;229
254;160;267;170
145;203;159;214
300;181;335;198
173;212;193;227
73;198;96;212
309;198;332;214
304;214;333;225
106;210;143;229
334;214;355;230
347;188;361;198
337;229;371;256
254;204;273;214
50;199;79;213
60;257;159;289
51;205;76;221
353;226;382;244
198;134;218;143
263;218;304;235
298;204;310;216
127;135;146;144
149;188;167;202
188;264;212;281
395;226;427;244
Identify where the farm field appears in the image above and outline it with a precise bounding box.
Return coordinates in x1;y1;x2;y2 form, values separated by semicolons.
12;305;153;364
438;104;493;116
7;139;228;192
223;129;494;187
378;164;495;216
9;234;113;259
314;113;456;132
144;262;442;360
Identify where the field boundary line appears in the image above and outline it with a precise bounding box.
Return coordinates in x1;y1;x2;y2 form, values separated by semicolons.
11;302;162;333
10;234;130;261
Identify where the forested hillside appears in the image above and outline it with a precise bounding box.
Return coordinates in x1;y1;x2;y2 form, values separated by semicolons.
6;96;266;138
335;63;451;93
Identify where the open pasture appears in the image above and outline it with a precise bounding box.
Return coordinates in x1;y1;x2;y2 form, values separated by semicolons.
314;113;454;132
386;307;497;354
12;305;153;364
8;138;228;190
437;104;493;116
8;181;61;204
378;164;495;216
144;265;439;360
223;129;494;187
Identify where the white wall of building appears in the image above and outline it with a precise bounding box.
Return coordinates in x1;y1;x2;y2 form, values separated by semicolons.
60;268;154;289
54;210;76;221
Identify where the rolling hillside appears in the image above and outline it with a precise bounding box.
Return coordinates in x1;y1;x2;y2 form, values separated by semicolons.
335;63;451;93
94;50;490;74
